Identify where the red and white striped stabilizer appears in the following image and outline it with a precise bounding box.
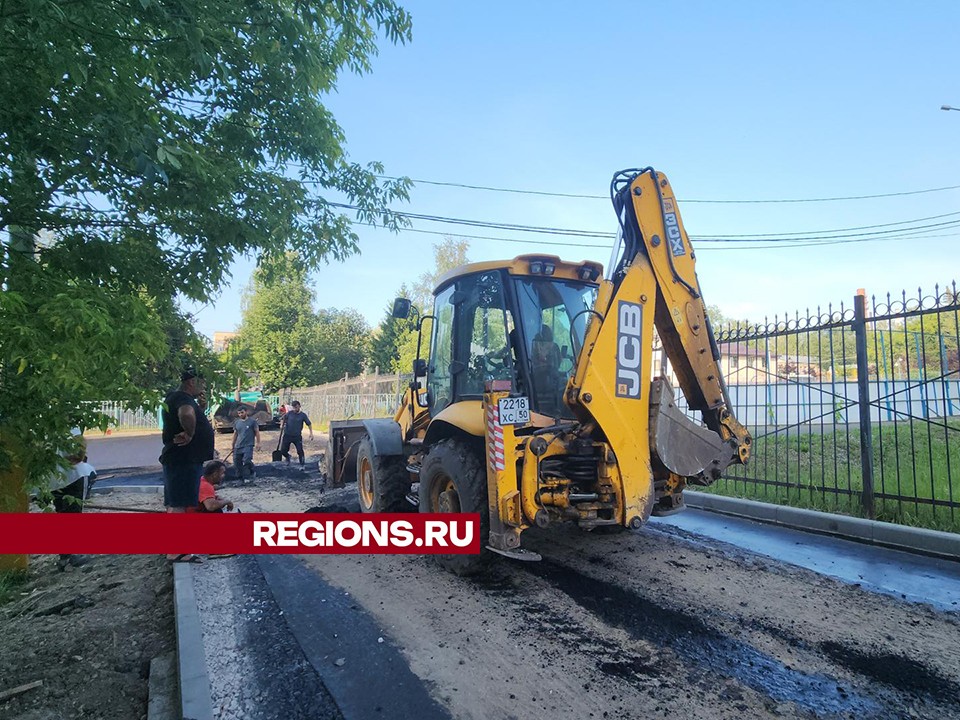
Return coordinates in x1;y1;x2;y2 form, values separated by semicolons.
486;403;506;472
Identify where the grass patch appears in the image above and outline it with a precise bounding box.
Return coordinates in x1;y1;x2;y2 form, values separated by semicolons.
706;418;960;534
0;569;29;606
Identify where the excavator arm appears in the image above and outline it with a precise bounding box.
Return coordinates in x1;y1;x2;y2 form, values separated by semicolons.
570;168;750;500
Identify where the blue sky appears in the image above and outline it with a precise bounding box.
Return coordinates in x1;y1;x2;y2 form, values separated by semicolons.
187;1;960;338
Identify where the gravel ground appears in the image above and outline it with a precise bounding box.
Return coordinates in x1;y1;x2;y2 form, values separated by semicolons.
297;485;960;720
74;458;960;720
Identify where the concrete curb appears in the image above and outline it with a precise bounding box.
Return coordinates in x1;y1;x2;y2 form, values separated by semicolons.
684;491;960;560
147;652;177;720
172;563;215;720
90;484;163;495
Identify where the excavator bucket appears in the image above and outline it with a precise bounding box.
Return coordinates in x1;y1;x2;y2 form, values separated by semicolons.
648;378;733;484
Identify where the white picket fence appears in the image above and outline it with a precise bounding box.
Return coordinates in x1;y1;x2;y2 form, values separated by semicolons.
97;401;162;430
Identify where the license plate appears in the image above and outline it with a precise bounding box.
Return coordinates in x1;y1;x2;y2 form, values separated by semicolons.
498;396;530;425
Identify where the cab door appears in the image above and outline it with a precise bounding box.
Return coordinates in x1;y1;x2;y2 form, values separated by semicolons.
428;271;512;413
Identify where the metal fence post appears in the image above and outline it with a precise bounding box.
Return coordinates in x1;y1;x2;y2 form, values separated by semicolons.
853;291;875;518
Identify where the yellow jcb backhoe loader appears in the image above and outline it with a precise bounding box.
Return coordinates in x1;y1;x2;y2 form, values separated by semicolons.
327;168;751;574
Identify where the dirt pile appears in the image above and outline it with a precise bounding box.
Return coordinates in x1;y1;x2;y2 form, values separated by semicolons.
0;554;175;720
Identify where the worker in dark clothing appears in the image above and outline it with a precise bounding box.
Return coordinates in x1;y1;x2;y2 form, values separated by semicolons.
160;367;215;562
279;400;313;468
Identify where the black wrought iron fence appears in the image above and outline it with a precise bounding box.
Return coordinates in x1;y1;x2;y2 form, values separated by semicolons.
668;282;960;533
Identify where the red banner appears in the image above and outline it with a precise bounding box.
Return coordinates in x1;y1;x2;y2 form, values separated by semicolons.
0;513;481;555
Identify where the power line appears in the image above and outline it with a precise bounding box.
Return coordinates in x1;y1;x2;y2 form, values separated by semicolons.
293;164;960;204
329;203;612;239
41;197;960;247
365;174;960;204
354;222;608;249
333;202;960;244
355;220;960;252
704;210;960;238
699;217;960;243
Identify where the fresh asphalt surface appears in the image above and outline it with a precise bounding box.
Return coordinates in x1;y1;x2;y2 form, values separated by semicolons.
89;433;960;612
652;512;960;612
90;433;960;717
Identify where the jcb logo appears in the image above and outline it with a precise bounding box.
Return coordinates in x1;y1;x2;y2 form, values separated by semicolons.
665;211;685;257
616;301;642;399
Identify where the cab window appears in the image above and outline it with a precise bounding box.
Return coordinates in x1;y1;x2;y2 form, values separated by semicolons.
428;271;512;412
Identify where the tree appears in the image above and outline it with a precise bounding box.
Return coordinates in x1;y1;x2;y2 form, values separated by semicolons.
233;254;325;391
1;1;412;299
0;1;412;488
367;284;417;373
386;238;469;373
409;237;470;312
0;259;168;488
316;308;371;382
234;254;370;390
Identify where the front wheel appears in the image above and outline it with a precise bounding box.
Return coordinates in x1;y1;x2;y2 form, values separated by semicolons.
418;438;490;575
356;436;410;513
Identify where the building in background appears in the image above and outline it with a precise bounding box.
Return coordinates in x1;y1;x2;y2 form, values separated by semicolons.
212;331;238;353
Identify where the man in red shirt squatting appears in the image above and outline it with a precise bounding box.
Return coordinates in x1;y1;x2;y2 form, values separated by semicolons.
195;460;235;513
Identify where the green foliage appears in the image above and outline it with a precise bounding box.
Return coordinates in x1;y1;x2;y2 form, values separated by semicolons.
0;257;167;481
868;310;960;379
1;0;412;301
714;296;959;383
408;237;470;311
233;253;370;390
708;418;960;533
233;254;322;390
0;0;412;488
316;307;371;382
0;569;28;606
706;304;734;330
372;237;469;373
367;285;417;373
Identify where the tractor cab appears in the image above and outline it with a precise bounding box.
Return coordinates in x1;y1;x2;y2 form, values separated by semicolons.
424;256;601;421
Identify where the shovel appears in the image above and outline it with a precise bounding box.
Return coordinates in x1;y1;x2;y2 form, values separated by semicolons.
271;433;284;463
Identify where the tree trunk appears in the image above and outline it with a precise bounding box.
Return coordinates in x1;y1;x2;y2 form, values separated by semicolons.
0;432;29;570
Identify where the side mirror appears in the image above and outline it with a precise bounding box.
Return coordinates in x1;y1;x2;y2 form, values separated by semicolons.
413;358;428;376
392;298;411;319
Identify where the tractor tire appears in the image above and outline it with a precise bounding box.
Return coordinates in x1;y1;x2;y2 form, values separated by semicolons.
356;436;410;513
418;438;490;576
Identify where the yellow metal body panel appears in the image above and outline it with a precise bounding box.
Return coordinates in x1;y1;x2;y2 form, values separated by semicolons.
627;171;751;463
569;257;659;527
435;254;602;291
483;386;526;551
431;400;486;437
629;171;721;411
393;385;430;440
518;436;565;521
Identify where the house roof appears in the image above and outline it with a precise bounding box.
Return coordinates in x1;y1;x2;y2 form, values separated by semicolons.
718;342;768;358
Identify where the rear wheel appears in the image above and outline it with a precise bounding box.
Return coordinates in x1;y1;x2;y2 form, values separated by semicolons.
356;436;410;513
419;438;490;575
